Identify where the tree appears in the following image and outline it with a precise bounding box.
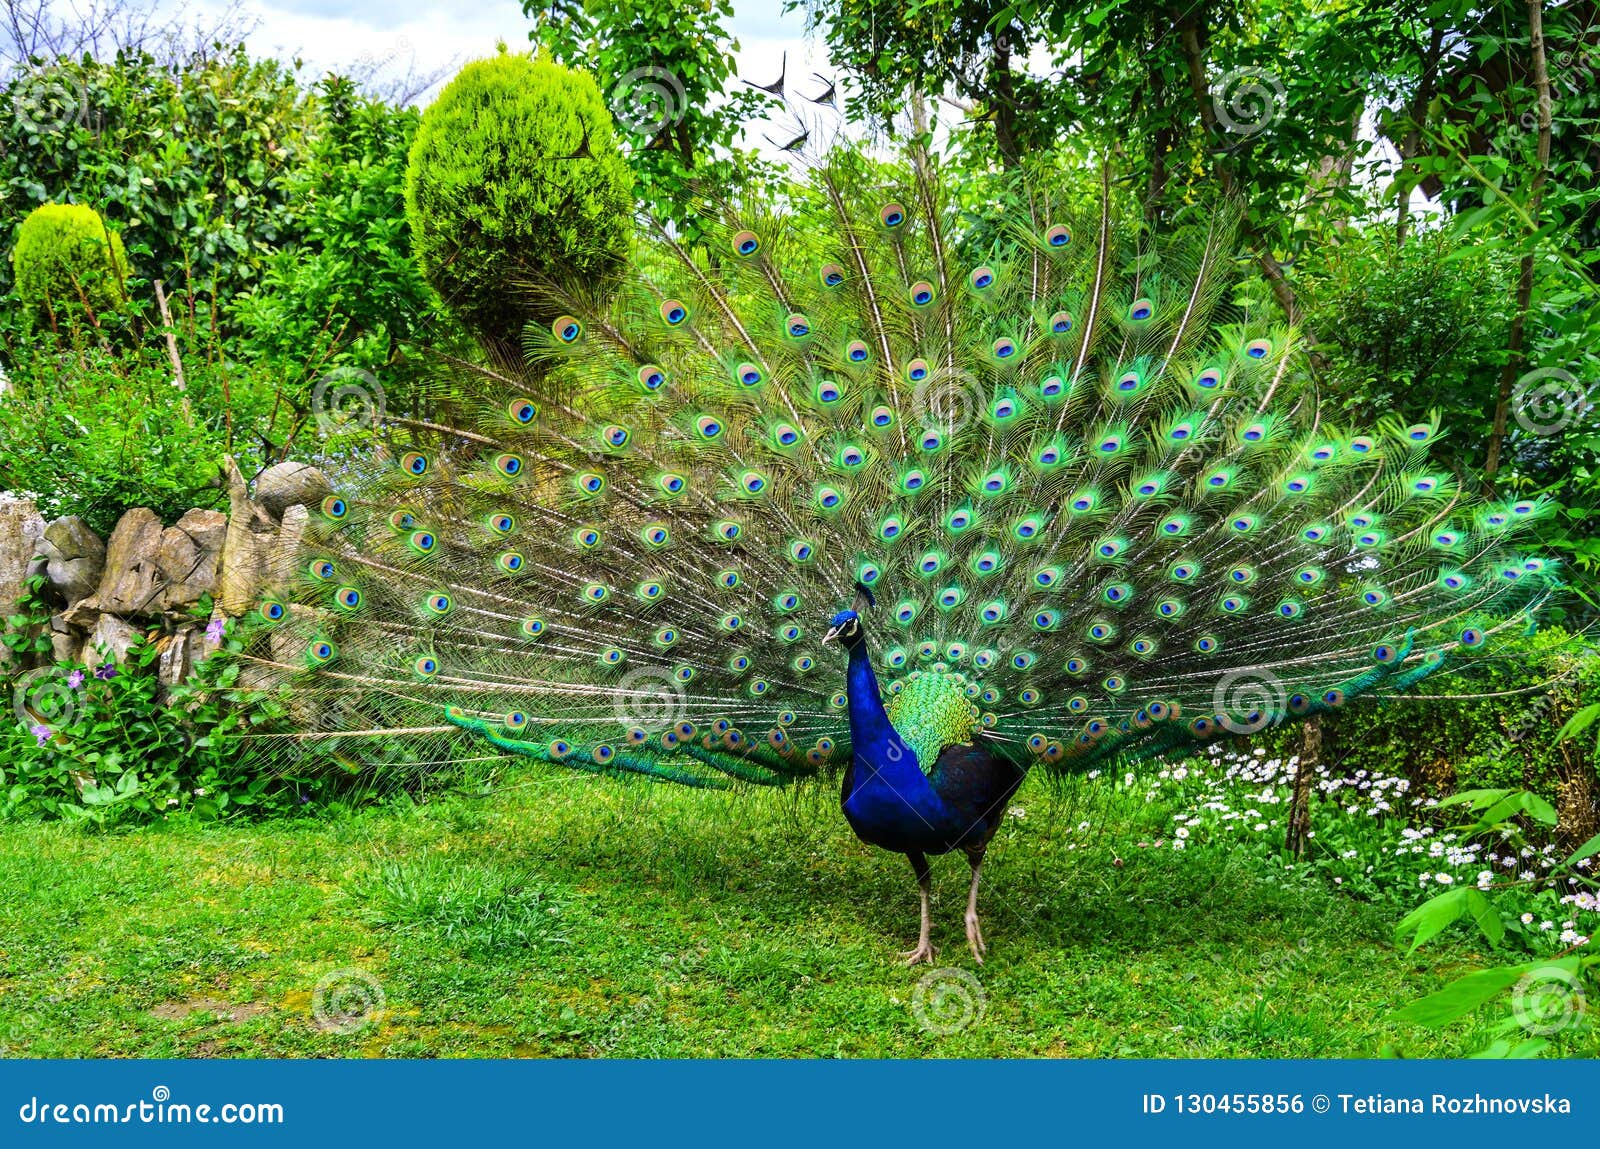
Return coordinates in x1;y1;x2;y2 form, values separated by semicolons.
526;0;772;222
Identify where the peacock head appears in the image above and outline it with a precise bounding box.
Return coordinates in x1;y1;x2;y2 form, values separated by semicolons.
822;608;864;650
822;583;875;651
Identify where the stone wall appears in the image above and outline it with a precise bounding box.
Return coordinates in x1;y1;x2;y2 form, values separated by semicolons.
0;459;328;690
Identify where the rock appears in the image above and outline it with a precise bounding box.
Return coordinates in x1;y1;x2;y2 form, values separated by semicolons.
48;613;79;663
80;612;141;665
271;504;310;585
0;493;46;667
157;622;202;692
157;508;227;610
38;516;105;603
253;461;332;520
69;507;164;620
218;457;282;617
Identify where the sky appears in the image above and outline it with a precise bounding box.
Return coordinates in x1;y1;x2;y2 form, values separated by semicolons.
185;0;835;104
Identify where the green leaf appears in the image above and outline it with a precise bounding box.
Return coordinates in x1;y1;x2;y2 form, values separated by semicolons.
1562;831;1600;870
1470;1037;1549;1059
1437;787;1514;810
1463;888;1504;946
1521;793;1559;827
1396;888;1470;953
1556;702;1600;741
1392;965;1528;1028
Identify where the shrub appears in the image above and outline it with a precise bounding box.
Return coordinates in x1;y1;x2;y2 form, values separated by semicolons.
0;49;311;305
229;76;440;385
10;203;128;327
404;51;633;359
0;340;285;533
0;628;305;826
1298;226;1514;457
1259;624;1598;825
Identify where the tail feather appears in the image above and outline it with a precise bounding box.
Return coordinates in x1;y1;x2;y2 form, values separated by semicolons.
242;150;1559;786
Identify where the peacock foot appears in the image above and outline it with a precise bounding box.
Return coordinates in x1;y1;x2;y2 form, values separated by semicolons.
900;940;938;966
965;913;987;964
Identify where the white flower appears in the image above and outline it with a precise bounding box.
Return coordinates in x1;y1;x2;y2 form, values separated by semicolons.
1521;913;1534;925
1435;873;1454;885
1008;806;1026;819
1541;921;1555;931
1175;827;1190;839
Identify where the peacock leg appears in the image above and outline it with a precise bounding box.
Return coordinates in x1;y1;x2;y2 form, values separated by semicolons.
963;846;987;964
900;851;936;965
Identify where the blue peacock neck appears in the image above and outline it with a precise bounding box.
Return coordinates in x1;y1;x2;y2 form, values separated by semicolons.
842;640;926;798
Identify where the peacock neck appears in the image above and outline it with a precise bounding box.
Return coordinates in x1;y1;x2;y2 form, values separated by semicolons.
843;642;925;796
845;642;893;744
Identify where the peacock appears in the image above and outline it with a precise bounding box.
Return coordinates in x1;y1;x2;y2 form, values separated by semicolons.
246;151;1558;965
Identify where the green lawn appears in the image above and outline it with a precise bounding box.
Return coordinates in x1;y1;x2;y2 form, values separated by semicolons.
0;770;1525;1058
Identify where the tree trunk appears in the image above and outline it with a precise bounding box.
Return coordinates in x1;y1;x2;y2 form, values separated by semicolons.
1396;22;1445;246
1286;717;1322;858
1483;0;1553;489
990;26;1022;168
1175;12;1325;368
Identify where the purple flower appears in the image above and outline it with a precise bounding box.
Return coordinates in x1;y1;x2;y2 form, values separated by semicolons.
205;618;227;643
30;724;50;747
65;669;84;689
94;664;118;681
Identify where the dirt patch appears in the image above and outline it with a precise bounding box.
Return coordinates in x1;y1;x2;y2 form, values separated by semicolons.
149;999;271;1023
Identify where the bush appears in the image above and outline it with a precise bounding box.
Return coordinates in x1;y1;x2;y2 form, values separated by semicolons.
10;203;128;327
1259;624;1598;825
1298;226;1514;454
229;76;440;385
0;49;311;305
404;51;633;358
0;338;287;533
0;627;305;826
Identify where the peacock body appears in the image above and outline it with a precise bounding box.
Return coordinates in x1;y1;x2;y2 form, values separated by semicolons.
250;152;1557;962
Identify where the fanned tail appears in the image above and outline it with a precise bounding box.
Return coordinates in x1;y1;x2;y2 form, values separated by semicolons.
241;149;1560;787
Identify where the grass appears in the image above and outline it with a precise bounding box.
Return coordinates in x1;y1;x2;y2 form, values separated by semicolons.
0;767;1544;1058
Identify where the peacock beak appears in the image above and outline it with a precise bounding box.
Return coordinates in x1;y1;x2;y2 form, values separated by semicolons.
822;625;844;645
